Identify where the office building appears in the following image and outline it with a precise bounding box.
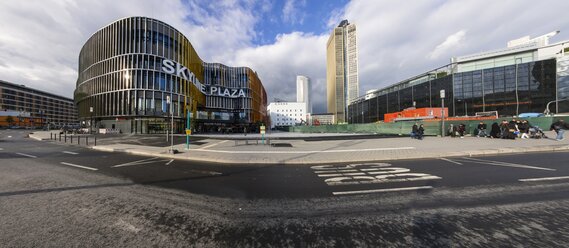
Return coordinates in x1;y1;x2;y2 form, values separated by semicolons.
74;17;268;133
327;20;359;123
0;80;77;128
348;31;569;123
267;102;307;128
296;75;312;114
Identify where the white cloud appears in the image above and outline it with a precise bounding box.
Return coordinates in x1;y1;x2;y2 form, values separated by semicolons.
282;0;306;25
428;30;467;60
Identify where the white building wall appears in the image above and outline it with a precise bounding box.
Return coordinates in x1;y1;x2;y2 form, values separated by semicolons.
267;102;307;129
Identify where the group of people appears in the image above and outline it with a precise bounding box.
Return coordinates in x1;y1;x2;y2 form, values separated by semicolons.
479;119;533;139
410;118;569;141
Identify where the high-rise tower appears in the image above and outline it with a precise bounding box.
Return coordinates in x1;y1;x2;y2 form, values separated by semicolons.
296;75;312;114
326;19;358;123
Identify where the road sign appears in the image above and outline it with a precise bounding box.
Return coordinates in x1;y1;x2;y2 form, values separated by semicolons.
260;125;265;134
186;129;191;135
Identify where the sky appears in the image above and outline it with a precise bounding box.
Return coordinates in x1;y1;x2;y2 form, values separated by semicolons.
1;0;569;114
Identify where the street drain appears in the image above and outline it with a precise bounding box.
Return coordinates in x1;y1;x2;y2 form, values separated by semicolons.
271;143;293;147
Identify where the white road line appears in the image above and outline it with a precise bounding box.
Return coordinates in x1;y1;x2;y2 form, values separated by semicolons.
332;186;434;196
197;140;228;150
62;151;79;155
317;172;367;177
440;158;462;165
519;176;569;182
187;169;222;175
165;159;174;165
111;157;160;168
60;162;98;171
459;157;555;171
0;148;4;151
192;146;415;154
16;152;37;158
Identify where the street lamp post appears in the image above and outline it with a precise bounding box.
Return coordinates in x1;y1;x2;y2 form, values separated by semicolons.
89;106;93;134
440;90;445;137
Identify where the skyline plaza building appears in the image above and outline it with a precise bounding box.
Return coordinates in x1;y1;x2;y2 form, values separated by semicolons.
296;75;312;114
326;19;359;123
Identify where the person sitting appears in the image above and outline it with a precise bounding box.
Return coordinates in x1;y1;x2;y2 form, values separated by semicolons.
417;124;425;140
518;120;530;139
490;122;501;138
448;124;457;137
477;122;488;137
457;124;466;138
411;123;419;139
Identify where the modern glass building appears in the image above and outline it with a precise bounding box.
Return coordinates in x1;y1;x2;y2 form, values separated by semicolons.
348;32;569;123
327;20;358;124
74;17;267;133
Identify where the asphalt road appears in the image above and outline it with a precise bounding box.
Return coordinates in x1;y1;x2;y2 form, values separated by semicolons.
2;129;569;247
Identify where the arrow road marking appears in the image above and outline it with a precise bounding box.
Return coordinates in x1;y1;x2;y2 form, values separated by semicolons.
16;152;37;158
60;162;98;171
111;157;172;168
439;158;462;165
458;157;555;171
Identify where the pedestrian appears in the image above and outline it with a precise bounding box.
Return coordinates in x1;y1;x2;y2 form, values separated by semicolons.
411;123;419;139
457;123;466;138
519;120;530;139
243;126;247;136
417;124;425;140
477;121;488;137
550;119;569;141
490;122;501;138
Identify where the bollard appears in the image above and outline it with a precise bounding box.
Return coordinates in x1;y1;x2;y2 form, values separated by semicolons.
78;136;80;145
86;137;89;146
59;133;61;142
50;133;53;140
64;133;67;143
94;136;97;146
70;135;73;144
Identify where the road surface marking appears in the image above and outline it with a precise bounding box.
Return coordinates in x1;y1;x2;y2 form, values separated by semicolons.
165;159;174;165
0;148;4;151
440;158;462;165
197;140;228;150
325;173;441;186
62;151;79;155
187;169;222;175
317;172;367;177
7;136;12;138
60;162;98;171
459;157;555;171
111;157;172;168
332;186;433;196
195;147;415;154
16;152;37;158
519;176;569;182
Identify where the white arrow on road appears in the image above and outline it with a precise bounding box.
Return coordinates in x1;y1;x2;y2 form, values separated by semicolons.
111;157;174;168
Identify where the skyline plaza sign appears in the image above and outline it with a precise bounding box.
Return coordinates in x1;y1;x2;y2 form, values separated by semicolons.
162;59;247;98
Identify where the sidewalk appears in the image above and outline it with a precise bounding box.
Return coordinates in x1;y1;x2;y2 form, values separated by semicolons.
29;131;569;165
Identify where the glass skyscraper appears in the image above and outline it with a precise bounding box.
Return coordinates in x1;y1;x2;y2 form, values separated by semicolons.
327;20;359;123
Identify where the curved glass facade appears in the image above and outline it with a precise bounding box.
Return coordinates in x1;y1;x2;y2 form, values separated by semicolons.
75;17;267;133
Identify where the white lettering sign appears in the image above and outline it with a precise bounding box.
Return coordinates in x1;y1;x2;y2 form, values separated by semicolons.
162;59;248;98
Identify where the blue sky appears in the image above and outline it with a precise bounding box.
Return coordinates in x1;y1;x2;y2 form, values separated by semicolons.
249;0;349;45
1;0;569;113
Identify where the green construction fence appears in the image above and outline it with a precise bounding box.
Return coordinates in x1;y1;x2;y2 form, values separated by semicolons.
288;116;569;136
